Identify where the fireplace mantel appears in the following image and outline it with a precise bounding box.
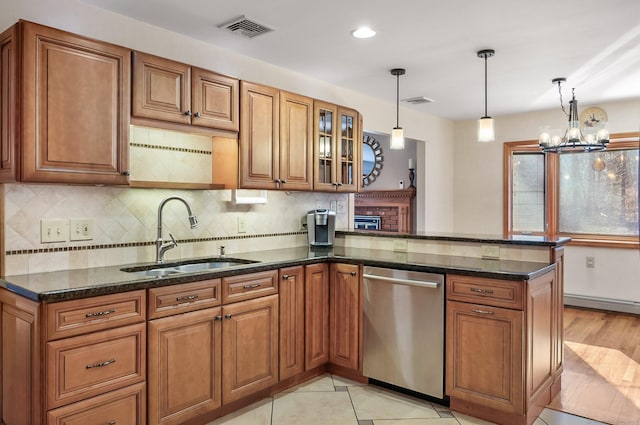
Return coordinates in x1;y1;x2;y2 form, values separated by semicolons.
354;188;416;233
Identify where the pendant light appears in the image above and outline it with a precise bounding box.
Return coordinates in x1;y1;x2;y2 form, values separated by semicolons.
390;68;406;149
477;49;495;142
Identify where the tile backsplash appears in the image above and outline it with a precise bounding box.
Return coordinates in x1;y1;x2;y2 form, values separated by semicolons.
2;184;349;275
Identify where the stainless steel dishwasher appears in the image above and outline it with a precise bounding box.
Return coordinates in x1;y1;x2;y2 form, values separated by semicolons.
362;266;444;399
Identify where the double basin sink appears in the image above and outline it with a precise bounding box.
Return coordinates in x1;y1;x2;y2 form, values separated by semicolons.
121;258;258;278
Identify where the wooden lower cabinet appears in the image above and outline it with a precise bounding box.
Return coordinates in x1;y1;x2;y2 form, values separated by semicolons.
147;307;222;425
305;263;330;370
446;300;524;413
222;294;279;404
329;263;361;370
446;270;556;425
47;382;146;425
279;266;305;380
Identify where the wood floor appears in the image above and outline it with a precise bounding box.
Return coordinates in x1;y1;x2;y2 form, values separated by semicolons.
547;307;640;425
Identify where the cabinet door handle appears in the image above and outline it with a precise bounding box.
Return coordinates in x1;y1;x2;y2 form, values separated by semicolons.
242;283;262;289
215;315;222;321
281;179;287;184
471;309;495;315
108;421;116;425
224;314;232;319
282;274;290;280
194;111;202;118
185;110;192;116
176;294;199;302
350;271;357;276
121;170;131;176
274;179;281;184
85;308;115;318
86;358;116;369
470;287;494;295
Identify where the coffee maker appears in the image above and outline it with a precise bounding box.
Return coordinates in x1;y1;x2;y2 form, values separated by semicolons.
306;209;336;247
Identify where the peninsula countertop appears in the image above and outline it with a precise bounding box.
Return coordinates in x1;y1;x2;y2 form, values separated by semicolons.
1;246;556;302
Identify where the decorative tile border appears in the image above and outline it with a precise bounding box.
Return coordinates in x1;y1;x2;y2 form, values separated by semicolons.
6;231;307;256
130;142;212;155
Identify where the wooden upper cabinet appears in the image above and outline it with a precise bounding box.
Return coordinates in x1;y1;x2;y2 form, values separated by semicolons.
239;81;280;189
0;24;18;183
132;52;191;124
20;21;131;184
314;101;361;192
279;91;313;191
191;67;239;131
132;52;239;132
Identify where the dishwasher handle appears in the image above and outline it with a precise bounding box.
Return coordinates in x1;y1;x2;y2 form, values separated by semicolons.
363;274;440;289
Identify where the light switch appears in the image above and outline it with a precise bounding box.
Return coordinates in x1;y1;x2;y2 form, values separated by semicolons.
41;219;68;243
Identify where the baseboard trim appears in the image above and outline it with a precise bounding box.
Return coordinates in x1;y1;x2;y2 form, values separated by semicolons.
565;294;640;315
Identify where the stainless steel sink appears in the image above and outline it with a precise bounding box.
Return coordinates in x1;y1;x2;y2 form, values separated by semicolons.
121;258;258;277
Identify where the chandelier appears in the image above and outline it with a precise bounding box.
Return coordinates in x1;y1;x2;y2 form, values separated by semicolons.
539;78;609;153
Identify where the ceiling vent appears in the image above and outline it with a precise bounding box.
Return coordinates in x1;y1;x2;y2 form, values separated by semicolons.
403;96;435;105
219;15;274;39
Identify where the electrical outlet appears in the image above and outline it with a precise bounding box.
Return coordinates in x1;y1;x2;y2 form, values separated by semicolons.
299;216;307;230
70;219;93;241
238;216;247;233
586;256;595;268
393;239;408;252
481;245;501;259
41;219;67;243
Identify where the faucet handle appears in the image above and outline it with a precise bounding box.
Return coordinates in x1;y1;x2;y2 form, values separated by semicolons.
169;233;178;247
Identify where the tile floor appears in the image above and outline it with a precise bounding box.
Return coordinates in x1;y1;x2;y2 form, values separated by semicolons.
207;374;607;425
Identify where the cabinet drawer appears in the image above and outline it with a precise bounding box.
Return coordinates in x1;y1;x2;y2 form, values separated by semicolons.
47;382;146;425
222;270;278;304
46;323;146;409
148;279;220;319
47;290;146;340
447;274;524;310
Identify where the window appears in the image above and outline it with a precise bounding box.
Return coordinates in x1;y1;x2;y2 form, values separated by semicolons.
504;133;639;248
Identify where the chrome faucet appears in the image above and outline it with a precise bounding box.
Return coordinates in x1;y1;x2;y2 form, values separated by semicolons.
156;196;198;263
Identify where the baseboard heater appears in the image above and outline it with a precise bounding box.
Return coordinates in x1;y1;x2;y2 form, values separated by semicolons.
565;294;640;315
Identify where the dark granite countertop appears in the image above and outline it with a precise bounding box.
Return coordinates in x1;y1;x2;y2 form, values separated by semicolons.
0;246;555;303
338;230;571;246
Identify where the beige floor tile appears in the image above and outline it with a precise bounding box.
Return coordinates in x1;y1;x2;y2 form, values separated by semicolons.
373;419;459;425
206;398;272;425
281;373;336;393
331;374;368;387
348;386;439;420
451;411;499;425
272;391;358;425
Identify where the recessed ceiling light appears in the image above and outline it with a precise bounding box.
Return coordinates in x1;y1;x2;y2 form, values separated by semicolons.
351;27;376;39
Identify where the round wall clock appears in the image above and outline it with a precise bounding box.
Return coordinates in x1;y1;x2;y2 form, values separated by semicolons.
579;106;608;131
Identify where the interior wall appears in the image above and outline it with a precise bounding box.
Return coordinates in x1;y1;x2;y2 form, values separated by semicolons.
453;98;640;302
0;0;455;233
362;132;418;191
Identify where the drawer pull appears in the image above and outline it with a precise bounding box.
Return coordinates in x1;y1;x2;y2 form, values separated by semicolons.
85;308;116;318
242;283;262;289
471;309;495;315
86;358;116;369
176;294;199;302
215;315;222;321
282;274;290;280
224;314;232;319
108;421;116;425
350;271;357;276
470;287;494;295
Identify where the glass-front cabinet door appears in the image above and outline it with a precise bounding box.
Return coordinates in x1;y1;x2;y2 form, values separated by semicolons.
336;106;360;192
313;101;361;192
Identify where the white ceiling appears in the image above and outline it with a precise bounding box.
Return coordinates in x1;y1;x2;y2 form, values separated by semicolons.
83;0;640;121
